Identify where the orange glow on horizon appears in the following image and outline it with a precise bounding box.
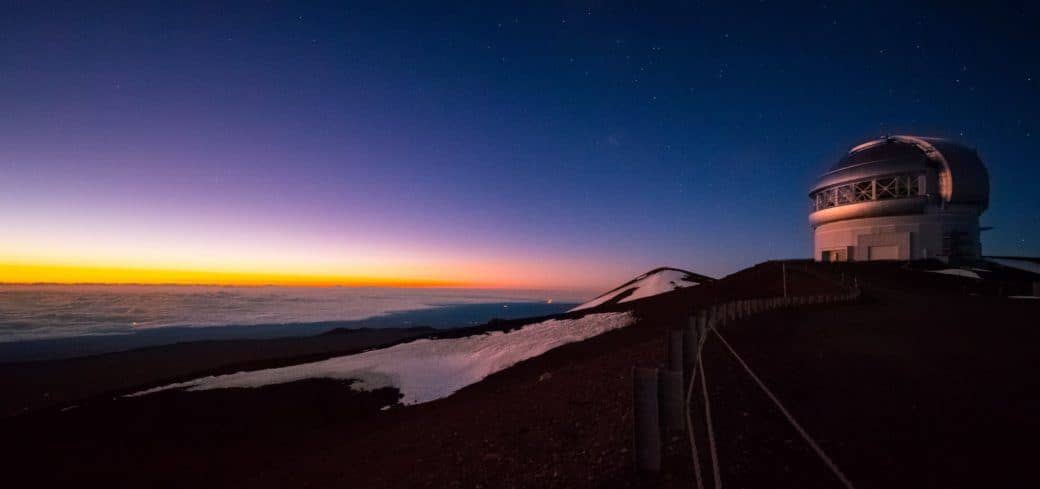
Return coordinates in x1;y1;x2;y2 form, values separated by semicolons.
0;262;485;288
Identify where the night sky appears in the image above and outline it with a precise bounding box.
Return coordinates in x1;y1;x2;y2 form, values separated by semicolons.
1;1;1037;291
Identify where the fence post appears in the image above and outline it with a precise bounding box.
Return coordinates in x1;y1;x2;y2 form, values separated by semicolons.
633;367;661;472
659;369;685;432
684;322;702;376
668;330;684;374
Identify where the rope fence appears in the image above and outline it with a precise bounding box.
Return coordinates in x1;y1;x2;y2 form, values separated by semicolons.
632;274;863;489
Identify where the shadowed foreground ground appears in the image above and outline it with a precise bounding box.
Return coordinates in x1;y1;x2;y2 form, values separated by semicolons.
2;261;1037;488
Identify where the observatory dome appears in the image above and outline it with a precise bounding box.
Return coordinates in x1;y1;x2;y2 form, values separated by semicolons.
809;136;990;263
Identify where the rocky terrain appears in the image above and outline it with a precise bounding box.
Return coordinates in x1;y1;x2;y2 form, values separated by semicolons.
2;261;1038;488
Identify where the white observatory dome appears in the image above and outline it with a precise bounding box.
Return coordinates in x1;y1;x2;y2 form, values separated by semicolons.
809;135;989;263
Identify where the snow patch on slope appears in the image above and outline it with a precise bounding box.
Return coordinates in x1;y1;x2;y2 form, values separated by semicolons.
128;312;634;405
570;269;702;312
989;258;1040;276
928;268;982;279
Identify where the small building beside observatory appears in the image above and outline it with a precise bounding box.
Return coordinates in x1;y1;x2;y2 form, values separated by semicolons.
809;135;989;263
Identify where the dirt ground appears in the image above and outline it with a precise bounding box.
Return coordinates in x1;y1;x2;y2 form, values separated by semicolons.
2;261;1037;488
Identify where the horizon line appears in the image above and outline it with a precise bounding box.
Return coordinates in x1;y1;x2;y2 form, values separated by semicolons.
0;262;599;291
0;281;576;291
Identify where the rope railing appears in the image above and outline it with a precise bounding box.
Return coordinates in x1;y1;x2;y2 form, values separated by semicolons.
698;354;721;489
684;335;706;489
713;327;857;489
632;277;863;489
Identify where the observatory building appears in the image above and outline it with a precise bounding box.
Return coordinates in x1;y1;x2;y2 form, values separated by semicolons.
809;135;989;263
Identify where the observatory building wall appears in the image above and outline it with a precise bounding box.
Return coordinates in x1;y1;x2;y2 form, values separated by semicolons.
813;212;982;262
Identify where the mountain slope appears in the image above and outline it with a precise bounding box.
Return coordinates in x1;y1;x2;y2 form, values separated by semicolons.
570;267;714;312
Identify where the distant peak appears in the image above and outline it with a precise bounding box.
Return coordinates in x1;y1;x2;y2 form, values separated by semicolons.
569;267;713;312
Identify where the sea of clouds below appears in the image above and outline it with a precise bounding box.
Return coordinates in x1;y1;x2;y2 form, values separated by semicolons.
0;284;582;343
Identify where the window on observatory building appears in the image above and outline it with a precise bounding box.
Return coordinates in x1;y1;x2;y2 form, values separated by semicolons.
906;176;920;195
836;185;854;205
854;181;873;201
876;177;899;199
810;173;925;212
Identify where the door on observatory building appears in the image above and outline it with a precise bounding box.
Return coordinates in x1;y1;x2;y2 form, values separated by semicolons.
821;249;848;262
867;245;900;260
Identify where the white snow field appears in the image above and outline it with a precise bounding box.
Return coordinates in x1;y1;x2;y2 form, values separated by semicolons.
570;268;702;312
129;311;634;404
928;268;982;279
988;258;1040;275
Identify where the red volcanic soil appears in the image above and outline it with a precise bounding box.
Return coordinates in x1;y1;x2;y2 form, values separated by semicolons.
2;261;1038;488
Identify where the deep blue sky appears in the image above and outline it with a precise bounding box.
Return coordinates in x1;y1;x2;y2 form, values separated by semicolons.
1;1;1037;288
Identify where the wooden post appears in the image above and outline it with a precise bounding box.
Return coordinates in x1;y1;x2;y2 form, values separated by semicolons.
668;330;684;374
684;322;701;375
659;369;685;432
633;367;661;472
